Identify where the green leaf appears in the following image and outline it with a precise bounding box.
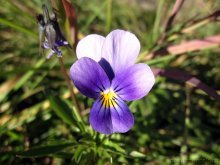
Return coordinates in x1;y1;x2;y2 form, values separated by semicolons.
48;94;76;125
80;1;107;33
152;0;165;41
52;152;73;159
104;140;125;153
130;151;146;158
0;18;37;38
47;92;85;131
74;146;85;163
17;142;75;157
0;59;45;103
14;59;45;91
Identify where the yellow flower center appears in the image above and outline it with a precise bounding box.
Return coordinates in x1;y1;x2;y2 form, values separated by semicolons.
101;89;117;108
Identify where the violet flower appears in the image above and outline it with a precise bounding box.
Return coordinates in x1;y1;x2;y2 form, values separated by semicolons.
70;29;155;134
37;5;69;59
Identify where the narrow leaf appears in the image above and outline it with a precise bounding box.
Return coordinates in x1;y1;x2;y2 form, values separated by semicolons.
153;68;220;100
130;151;146;158
48;93;77;126
164;0;185;32
0;18;37;38
166;35;220;55
182;10;220;34
153;0;165;41
17;142;75;157
74;146;85;163
144;35;220;60
61;0;78;48
47;92;85;131
0;59;45;103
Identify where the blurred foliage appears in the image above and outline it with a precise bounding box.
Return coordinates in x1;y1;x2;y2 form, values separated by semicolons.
0;0;220;164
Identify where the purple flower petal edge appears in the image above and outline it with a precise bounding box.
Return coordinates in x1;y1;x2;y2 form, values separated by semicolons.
111;63;155;101
70;57;110;99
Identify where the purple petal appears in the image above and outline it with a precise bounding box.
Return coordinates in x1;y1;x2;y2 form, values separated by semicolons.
89;95;134;134
70;57;110;99
101;29;140;74
99;58;115;80
55;40;69;47
89;97;113;134
111;64;155;101
76;34;105;61
111;96;134;133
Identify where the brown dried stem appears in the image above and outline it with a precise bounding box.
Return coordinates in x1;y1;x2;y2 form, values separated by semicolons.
164;0;185;32
58;57;82;116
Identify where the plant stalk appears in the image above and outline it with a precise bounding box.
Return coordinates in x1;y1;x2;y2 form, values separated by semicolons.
180;84;191;164
58;57;82;116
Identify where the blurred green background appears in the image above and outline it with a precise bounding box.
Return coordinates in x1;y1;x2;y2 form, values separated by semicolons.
0;0;220;164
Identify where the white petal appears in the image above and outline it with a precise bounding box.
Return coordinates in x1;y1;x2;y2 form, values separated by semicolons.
101;29;140;74
76;34;105;61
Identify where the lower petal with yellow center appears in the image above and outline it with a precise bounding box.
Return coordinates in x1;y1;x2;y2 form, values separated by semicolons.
100;89;117;108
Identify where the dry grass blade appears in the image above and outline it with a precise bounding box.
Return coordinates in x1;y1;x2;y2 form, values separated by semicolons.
153;68;220;100
167;35;220;54
164;0;185;32
168;10;220;41
185;10;220;30
144;35;220;60
158;0;185;44
61;0;78;49
10;0;35;16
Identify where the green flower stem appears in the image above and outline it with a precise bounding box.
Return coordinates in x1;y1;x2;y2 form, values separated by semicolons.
58;57;82;116
180;84;191;164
